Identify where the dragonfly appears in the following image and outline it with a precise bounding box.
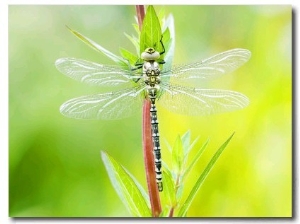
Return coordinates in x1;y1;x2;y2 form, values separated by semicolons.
55;48;251;192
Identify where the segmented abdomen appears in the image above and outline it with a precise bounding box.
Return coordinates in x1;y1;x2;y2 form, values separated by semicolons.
150;103;163;192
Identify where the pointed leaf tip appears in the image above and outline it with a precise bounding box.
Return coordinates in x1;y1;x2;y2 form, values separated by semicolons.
101;151;151;217
178;133;235;216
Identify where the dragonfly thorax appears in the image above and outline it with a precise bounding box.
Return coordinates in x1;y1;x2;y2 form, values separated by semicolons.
143;60;161;103
143;61;161;87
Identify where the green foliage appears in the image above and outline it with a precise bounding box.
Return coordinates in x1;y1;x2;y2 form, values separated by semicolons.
140;6;163;54
119;47;139;68
65;5;174;69
66;26;128;67
123;32;140;55
67;5;233;217
101;151;151;217
162;169;176;208
177;133;234;217
101;131;234;217
161;15;175;72
182;138;208;182
172;136;183;173
162;131;234;217
9;5;292;217
61;5;235;217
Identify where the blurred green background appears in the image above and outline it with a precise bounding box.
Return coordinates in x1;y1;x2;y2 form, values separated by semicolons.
9;5;291;217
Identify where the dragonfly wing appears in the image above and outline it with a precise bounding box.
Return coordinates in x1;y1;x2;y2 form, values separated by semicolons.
56;58;141;87
158;85;249;116
161;48;251;85
60;87;145;120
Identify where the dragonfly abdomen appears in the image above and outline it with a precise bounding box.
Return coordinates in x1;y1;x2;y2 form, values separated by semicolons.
142;50;164;192
150;102;163;192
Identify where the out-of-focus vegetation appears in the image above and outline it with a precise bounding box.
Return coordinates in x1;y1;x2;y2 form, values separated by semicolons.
9;5;291;217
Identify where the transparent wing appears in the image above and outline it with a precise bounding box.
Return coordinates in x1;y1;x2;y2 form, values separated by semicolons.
161;48;251;85
60;87;145;120
55;58;141;87
158;84;249;116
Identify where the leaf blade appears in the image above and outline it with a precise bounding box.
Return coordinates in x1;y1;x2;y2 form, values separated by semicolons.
172;135;184;174
119;47;139;66
66;26;127;65
162;170;176;208
140;5;162;54
161;14;175;72
101;151;151;217
182;139;209;182
177;133;235;217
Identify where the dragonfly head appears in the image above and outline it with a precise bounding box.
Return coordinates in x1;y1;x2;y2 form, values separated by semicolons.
141;47;160;61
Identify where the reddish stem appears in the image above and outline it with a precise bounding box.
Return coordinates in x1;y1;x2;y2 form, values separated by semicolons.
137;5;162;217
135;5;145;30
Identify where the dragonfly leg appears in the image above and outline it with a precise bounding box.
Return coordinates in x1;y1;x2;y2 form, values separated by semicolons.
159;35;165;55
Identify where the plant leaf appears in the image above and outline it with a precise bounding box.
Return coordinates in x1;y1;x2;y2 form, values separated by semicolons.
133;23;140;36
140;5;162;54
159;206;171;217
185;136;200;157
181;130;191;157
172;135;184;174
124;33;140;56
163;138;173;154
161;14;175;72
182;139;209;182
101;151;151;217
66;26;128;66
119;47;139;66
177;133;235;217
162;170;176;207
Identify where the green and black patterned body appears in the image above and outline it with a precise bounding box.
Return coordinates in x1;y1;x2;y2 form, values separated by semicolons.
142;48;164;191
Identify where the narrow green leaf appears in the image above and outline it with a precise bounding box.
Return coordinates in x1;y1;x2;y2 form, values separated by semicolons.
181;130;191;156
119;48;139;66
162;170;176;207
132;23;140;36
157;8;166;25
162;160;176;181
162;160;171;176
159;206;171;217
101;151;151;217
124;33;140;56
182;139;209;182
66;26;127;65
172;135;184;174
185;136;200;156
161;14;175;72
140;5;162;54
163;138;173;154
162;28;171;50
178;133;235;217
